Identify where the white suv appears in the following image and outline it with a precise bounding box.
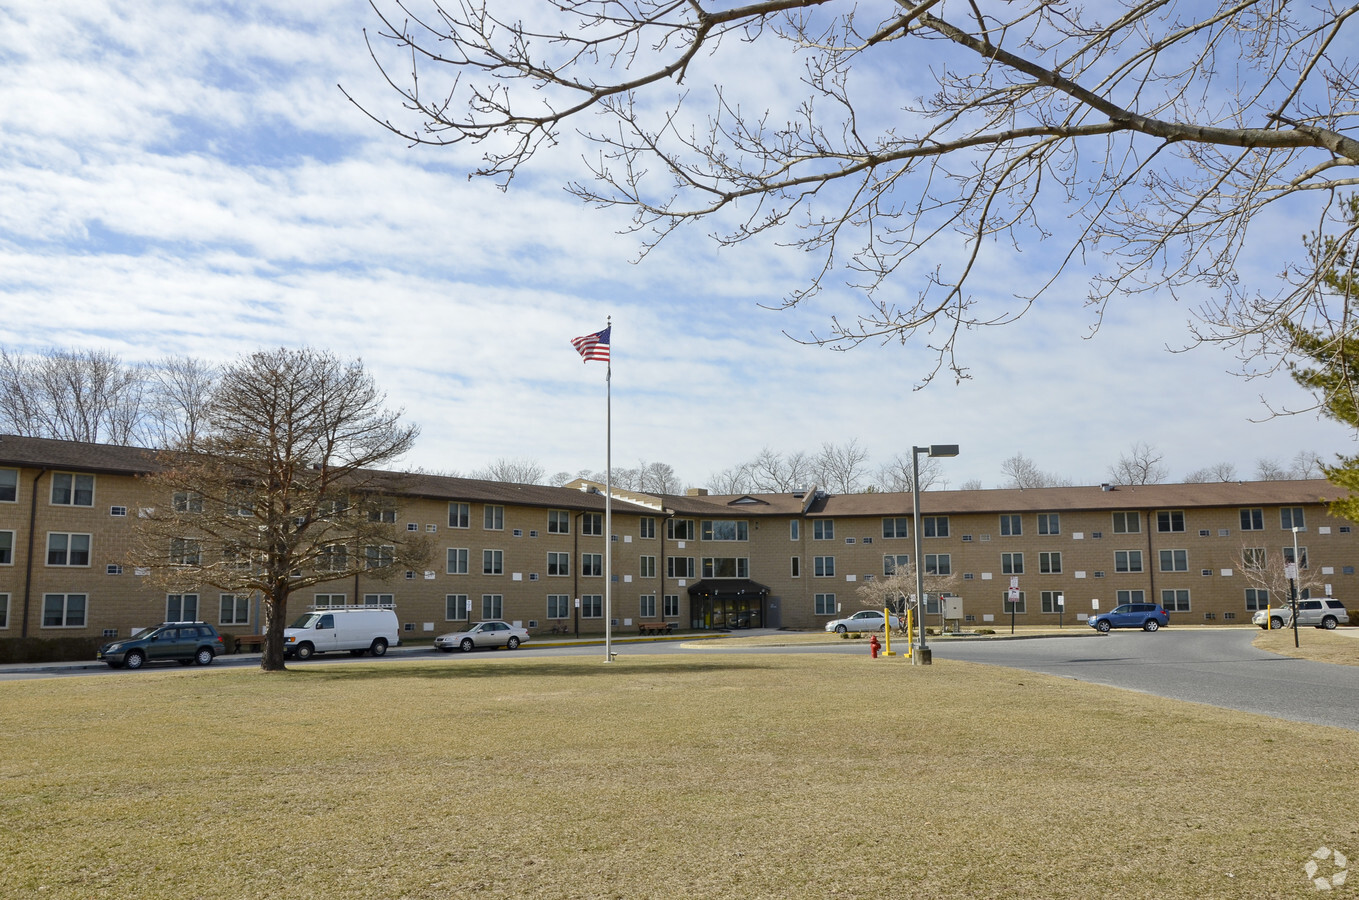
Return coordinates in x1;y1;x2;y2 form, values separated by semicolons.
1252;598;1349;630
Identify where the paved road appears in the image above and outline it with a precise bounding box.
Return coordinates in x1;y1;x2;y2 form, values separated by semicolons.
927;629;1359;731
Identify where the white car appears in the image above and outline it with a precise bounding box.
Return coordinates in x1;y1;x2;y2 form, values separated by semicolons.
824;610;902;633
434;621;531;652
1253;599;1349;630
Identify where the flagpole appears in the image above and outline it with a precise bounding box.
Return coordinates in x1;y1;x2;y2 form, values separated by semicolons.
604;316;614;663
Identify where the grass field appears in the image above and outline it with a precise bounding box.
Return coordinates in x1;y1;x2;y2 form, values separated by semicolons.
2;648;1355;899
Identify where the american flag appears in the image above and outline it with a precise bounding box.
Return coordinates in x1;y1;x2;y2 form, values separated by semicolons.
571;326;611;362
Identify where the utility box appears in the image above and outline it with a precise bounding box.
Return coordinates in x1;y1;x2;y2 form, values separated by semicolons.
942;596;964;632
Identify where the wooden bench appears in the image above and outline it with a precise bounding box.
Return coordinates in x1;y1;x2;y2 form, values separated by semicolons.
233;634;267;653
637;621;675;636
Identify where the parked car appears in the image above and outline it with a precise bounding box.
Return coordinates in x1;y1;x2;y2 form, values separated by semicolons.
97;622;226;669
1088;603;1169;633
1252;598;1349;630
824;610;901;633
434;621;530;652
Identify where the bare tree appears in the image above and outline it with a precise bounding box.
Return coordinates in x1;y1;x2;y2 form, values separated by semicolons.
1107;442;1168;485
144;355;217;449
131;348;432;672
1001;453;1072;489
356;1;1359;382
875;452;945;493
957;478;984;491
706;463;754;494
855;560;959;625
1237;541;1324;621
1255;458;1289;481
814;440;871;494
475;457;547;484
748;448;815;492
0;348;144;444
638;461;682;494
1183;461;1239;483
1289;450;1325;479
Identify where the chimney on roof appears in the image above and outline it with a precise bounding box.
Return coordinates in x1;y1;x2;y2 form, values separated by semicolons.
1101;483;1115;491
686;488;709;497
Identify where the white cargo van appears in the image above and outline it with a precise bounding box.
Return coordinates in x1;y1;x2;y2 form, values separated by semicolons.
284;607;400;659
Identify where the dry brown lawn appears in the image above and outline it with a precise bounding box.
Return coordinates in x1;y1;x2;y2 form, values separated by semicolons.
2;650;1355;899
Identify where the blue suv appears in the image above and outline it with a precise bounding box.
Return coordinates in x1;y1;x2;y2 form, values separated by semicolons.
1089;603;1169;633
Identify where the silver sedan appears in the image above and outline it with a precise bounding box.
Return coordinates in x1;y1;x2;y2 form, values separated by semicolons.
434;621;531;652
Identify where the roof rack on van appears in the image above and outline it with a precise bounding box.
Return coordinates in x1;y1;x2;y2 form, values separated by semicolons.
307;601;397;611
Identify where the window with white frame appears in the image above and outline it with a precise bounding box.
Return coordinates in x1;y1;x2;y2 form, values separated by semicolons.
582;513;603;536
43;593;86;627
365;545;395;570
925;553;951;575
482;594;503;619
446;594;470;620
883;517;910;539
1116;589;1146;604
1041;591;1064;614
922;516;949;538
668;519;695;541
483;549;504;575
1037;513;1060;535
639;555;656;578
446;548;469;575
1112;511;1140;534
0;468;16;503
1240;508;1264;531
547;594;570;619
362;593;394;607
449;502;470;528
168;538;201;566
166;593;199;621
1159;549;1188;572
0;593;8;628
1001;552;1023;575
484;505;505;530
219;594;249;626
701;520;748;541
1157;510;1185;533
999;515;1021;536
815;593;837;616
667;557;695;579
315;593;346;607
368;508;396;523
1115;550;1143;573
702;557;749;578
1282;545;1309;569
581;552;602;577
884;554;910;576
47;533;91;566
639;517;656;539
813;556;835;577
790;520;800;541
1039;551;1062;574
548;510;570;534
0;530;12;565
580;594;603;618
173;491;204;513
319;544;348;571
1003;590;1026;614
640;595;657;618
1245;588;1270;611
663;594;680;617
813;520;835;540
791;556;800;577
1242;547;1266;570
547;551;570;576
1161;589;1190;612
50;472;94;507
1281;507;1305;530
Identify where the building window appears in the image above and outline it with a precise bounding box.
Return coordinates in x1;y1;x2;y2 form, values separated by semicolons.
1112;511;1140;534
0;530;12;565
547;594;570;619
51;472;94;507
1157;510;1185;533
640;517;656;539
0;468;16;503
366;545;395;570
813;520;835;541
639;555;656;579
318;544;348;572
922;516;950;538
173;491;203;513
47;533;91;567
1039;551;1062;574
219;594;249;626
446;594;469;620
483;549;504;575
362;594;394;607
1116;589;1146;604
168;538;201;567
1281;507;1305;530
1041;591;1064;614
664;594;680;617
883;518;910;539
1240;508;1264;531
581;552;602;577
640;595;657;618
813;556;836;577
448;503;470;528
998;514;1021;536
668;519;695;541
1159;549;1188;572
1001;552;1023;575
884;554;910;576
43;593;86;628
314;594;346;608
547;551;570;576
1114;550;1143;573
701;557;749;578
548;510;570;534
667;557;695;579
1037;514;1060;535
368;508;397;523
815;593;837;616
1242;547;1266;570
791;556;801;577
1282;546;1309;569
484;505;505;530
166;593;199;621
0;593;9;629
1003;591;1026;614
446;548;469;575
701;520;749;541
1245;588;1270;611
925;553;951;575
1162;589;1191;612
482;594;503;619
790;520;800;541
582;513;603;536
580;594;603;618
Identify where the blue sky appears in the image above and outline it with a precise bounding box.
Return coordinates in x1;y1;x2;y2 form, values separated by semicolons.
1;0;1354;490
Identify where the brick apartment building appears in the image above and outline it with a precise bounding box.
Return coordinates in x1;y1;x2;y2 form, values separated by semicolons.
1;434;1354;641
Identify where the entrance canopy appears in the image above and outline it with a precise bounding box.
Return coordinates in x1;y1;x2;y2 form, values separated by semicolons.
686;579;771;601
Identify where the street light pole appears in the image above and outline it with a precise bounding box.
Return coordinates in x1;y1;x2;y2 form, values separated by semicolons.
1290;525;1306;649
911;444;959;666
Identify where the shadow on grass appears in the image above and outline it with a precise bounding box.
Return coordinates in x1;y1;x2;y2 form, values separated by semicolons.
285;656;778;682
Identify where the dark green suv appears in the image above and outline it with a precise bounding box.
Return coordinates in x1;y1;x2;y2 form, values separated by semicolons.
98;622;225;669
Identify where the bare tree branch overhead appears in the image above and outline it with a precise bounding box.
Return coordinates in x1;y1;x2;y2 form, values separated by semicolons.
351;0;1359;382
